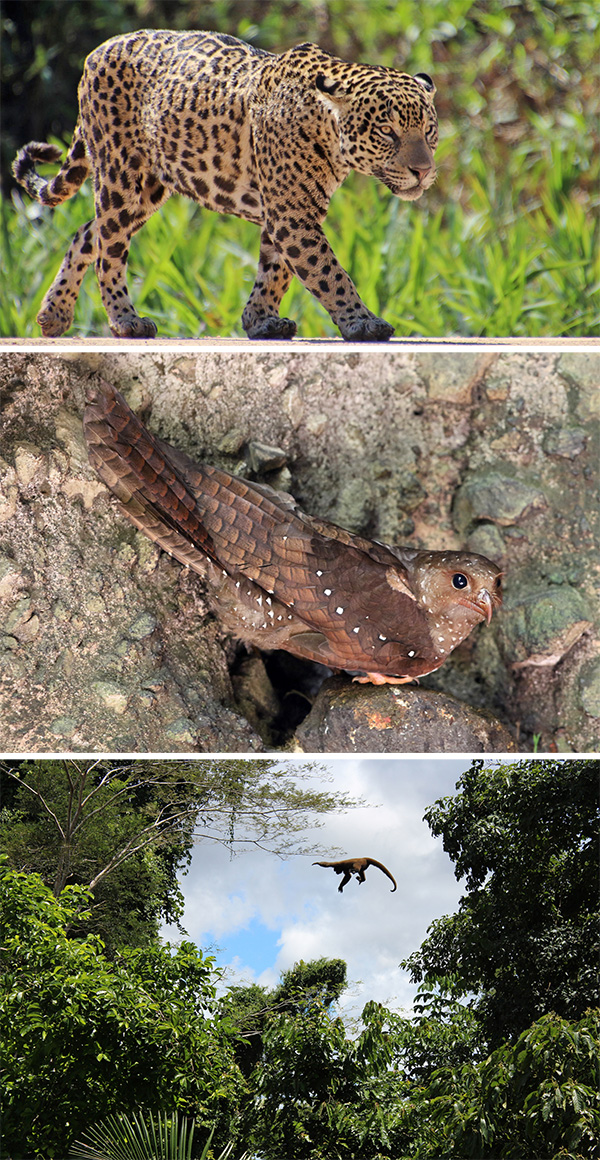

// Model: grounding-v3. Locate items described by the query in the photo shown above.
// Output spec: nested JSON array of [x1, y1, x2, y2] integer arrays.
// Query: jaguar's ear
[[316, 73, 340, 96], [414, 72, 436, 95], [315, 72, 350, 113]]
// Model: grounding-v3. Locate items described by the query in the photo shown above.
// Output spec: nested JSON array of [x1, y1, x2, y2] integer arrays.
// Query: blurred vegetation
[[1, 0, 599, 337]]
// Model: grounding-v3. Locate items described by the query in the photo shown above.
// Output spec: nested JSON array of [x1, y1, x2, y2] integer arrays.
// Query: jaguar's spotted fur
[[13, 30, 437, 340]]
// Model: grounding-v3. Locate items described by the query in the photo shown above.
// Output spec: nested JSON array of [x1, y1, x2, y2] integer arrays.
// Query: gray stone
[[579, 657, 600, 719], [14, 443, 46, 486], [466, 523, 506, 562], [454, 470, 547, 531], [499, 583, 592, 666], [0, 554, 23, 599], [296, 680, 517, 753], [49, 717, 78, 737], [128, 612, 159, 640], [164, 717, 197, 743], [558, 353, 600, 392], [217, 427, 247, 454], [246, 441, 288, 473], [91, 680, 129, 714], [542, 427, 586, 459], [395, 470, 427, 513]]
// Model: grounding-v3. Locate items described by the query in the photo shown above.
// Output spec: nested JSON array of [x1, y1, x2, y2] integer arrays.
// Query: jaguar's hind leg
[[38, 175, 169, 337], [37, 219, 97, 337], [93, 169, 169, 338], [242, 229, 297, 339]]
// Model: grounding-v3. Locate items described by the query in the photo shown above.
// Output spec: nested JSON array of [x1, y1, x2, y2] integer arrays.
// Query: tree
[[0, 864, 245, 1159], [385, 974, 485, 1085], [0, 757, 351, 951], [246, 997, 404, 1160], [402, 758, 600, 1047], [224, 957, 348, 1076], [406, 1010, 600, 1160]]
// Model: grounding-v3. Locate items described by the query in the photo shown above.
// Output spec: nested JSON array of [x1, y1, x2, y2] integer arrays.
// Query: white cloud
[[162, 756, 471, 1019]]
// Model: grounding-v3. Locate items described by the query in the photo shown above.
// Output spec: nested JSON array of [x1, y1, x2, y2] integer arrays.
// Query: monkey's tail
[[12, 123, 90, 207], [368, 858, 398, 892]]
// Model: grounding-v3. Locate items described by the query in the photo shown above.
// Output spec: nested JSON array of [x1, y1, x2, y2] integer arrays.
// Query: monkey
[[313, 857, 397, 893]]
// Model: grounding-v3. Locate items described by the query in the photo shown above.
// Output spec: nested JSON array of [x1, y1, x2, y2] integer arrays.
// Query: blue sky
[[162, 755, 477, 1020]]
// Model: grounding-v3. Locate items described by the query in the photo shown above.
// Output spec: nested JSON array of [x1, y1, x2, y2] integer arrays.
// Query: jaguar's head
[[315, 68, 438, 199]]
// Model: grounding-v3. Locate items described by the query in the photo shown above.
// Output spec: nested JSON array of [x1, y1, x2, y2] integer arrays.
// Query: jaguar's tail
[[12, 122, 90, 207]]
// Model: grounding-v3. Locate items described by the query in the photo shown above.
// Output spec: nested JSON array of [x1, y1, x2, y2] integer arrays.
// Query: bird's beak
[[473, 588, 494, 625]]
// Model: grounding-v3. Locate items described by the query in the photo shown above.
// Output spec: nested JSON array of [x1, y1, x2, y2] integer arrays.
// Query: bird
[[313, 857, 398, 893], [83, 380, 503, 684]]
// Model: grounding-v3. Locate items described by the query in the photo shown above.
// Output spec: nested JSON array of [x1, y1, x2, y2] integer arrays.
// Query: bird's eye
[[452, 573, 468, 590], [495, 576, 502, 589]]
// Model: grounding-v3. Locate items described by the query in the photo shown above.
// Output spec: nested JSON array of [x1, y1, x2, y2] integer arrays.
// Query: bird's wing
[[168, 452, 434, 660]]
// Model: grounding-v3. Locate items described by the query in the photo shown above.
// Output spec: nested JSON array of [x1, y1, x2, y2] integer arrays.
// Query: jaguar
[[13, 29, 438, 340]]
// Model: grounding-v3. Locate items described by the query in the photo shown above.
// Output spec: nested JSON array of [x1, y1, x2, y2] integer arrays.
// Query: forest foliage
[[0, 756, 350, 951], [2, 0, 598, 337], [1, 758, 598, 1159]]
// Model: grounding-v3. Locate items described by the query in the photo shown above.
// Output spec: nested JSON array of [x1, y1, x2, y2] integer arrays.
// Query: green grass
[[3, 158, 597, 339]]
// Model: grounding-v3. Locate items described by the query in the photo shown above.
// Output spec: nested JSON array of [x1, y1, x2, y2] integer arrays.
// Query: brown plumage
[[313, 857, 398, 893], [83, 380, 502, 683]]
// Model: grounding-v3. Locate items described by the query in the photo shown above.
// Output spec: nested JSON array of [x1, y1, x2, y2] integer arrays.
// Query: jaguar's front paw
[[110, 315, 158, 339], [244, 316, 297, 339], [37, 307, 74, 338], [339, 315, 395, 342]]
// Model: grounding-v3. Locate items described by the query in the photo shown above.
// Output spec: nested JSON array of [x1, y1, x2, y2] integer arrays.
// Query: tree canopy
[[0, 866, 244, 1158], [402, 758, 600, 1046], [0, 756, 351, 951]]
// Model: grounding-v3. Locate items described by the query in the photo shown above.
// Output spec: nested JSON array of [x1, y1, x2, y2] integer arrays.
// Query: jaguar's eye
[[452, 573, 469, 590], [378, 125, 395, 137]]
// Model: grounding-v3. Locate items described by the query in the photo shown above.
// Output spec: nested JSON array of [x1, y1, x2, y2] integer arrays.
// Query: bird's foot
[[353, 672, 419, 686]]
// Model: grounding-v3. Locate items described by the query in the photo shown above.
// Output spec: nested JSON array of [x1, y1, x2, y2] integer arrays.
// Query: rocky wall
[[0, 350, 597, 752]]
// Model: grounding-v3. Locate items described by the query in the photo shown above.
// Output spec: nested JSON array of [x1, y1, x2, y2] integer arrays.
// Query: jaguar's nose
[[409, 162, 435, 181]]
